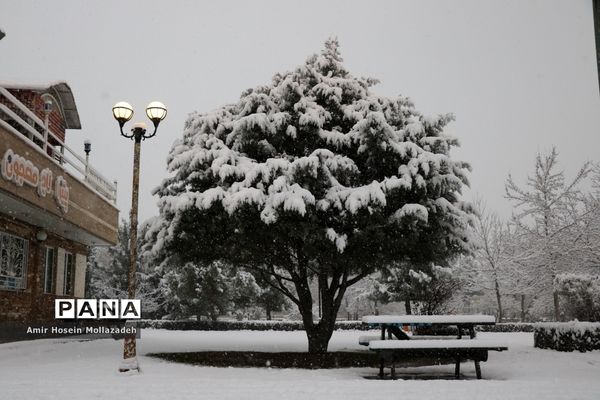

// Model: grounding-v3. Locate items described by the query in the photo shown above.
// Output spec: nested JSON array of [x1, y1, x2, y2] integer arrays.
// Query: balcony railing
[[0, 86, 117, 204]]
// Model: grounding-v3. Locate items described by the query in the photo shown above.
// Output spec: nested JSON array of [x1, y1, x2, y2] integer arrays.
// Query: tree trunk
[[301, 293, 339, 353], [494, 279, 503, 322], [294, 270, 346, 354], [520, 294, 526, 322], [305, 295, 338, 353], [306, 324, 334, 354], [404, 298, 412, 315], [298, 303, 335, 354], [265, 307, 272, 321], [553, 291, 560, 321]]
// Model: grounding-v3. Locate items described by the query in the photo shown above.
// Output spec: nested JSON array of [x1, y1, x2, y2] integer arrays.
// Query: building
[[0, 82, 118, 322]]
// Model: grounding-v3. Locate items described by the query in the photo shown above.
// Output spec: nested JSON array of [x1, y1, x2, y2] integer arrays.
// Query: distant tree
[[149, 39, 474, 353], [555, 273, 600, 322], [88, 218, 162, 317], [577, 165, 600, 269], [371, 262, 462, 315], [505, 148, 591, 320], [342, 277, 379, 320], [253, 275, 290, 320], [469, 201, 526, 322], [161, 261, 230, 321], [88, 220, 131, 299], [229, 270, 261, 318]]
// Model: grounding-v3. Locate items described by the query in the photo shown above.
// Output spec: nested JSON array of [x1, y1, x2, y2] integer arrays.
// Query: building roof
[[0, 81, 81, 129]]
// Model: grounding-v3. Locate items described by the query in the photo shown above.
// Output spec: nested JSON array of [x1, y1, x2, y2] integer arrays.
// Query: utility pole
[[594, 0, 600, 93]]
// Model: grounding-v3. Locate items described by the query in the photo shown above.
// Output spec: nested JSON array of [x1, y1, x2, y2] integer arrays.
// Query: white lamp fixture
[[112, 102, 134, 125], [112, 101, 166, 140], [36, 230, 48, 242], [145, 101, 167, 126]]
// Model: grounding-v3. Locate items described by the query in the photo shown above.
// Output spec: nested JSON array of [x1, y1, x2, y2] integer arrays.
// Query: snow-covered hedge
[[138, 319, 370, 331], [138, 320, 534, 332], [415, 322, 533, 336], [478, 323, 534, 333], [534, 322, 600, 352]]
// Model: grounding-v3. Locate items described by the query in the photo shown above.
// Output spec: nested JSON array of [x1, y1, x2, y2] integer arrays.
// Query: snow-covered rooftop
[[0, 81, 81, 129]]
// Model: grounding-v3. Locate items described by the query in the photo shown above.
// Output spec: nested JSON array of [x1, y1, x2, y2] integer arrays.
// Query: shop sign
[[1, 148, 70, 213]]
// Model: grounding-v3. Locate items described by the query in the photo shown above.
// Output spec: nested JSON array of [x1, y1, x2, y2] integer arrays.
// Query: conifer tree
[[149, 39, 474, 352]]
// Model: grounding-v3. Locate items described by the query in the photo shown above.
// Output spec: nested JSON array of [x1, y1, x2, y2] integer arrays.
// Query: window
[[43, 247, 55, 294], [0, 231, 28, 290], [63, 252, 74, 296]]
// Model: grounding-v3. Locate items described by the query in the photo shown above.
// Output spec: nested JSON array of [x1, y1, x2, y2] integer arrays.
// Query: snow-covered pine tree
[[88, 220, 130, 299], [252, 273, 290, 320], [150, 38, 474, 353], [229, 270, 261, 319], [88, 218, 162, 318], [161, 261, 231, 321], [554, 273, 600, 321]]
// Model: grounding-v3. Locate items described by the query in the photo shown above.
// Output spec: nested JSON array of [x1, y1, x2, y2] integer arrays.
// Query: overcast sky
[[1, 0, 599, 223]]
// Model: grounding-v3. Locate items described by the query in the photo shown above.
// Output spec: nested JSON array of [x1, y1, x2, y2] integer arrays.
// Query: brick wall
[[1, 89, 66, 143], [0, 215, 88, 323]]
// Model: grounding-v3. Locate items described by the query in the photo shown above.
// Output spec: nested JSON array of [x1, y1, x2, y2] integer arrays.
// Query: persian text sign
[[1, 148, 69, 213]]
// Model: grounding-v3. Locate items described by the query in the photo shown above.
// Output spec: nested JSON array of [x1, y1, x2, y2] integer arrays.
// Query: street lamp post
[[83, 139, 91, 179], [112, 101, 167, 373]]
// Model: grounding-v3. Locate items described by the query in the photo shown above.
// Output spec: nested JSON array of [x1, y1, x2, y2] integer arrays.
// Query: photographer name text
[[26, 326, 138, 335]]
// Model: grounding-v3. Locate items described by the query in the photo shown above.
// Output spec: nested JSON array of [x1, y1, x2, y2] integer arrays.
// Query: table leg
[[379, 358, 385, 378], [455, 358, 461, 379], [474, 360, 482, 379], [469, 326, 476, 339]]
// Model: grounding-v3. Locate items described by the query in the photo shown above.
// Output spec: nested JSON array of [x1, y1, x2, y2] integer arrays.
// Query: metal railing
[[0, 86, 117, 204]]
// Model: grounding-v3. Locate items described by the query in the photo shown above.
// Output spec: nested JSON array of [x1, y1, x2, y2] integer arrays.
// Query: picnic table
[[360, 314, 508, 379]]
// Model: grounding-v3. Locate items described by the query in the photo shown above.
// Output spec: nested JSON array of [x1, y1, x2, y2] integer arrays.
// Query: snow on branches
[[152, 38, 473, 258]]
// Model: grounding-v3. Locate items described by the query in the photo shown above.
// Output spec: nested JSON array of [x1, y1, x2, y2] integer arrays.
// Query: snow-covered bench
[[359, 335, 458, 346], [361, 315, 507, 379], [359, 335, 381, 346], [368, 339, 508, 379]]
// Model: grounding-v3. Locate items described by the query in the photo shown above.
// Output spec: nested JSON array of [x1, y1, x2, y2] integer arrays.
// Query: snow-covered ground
[[0, 330, 599, 400]]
